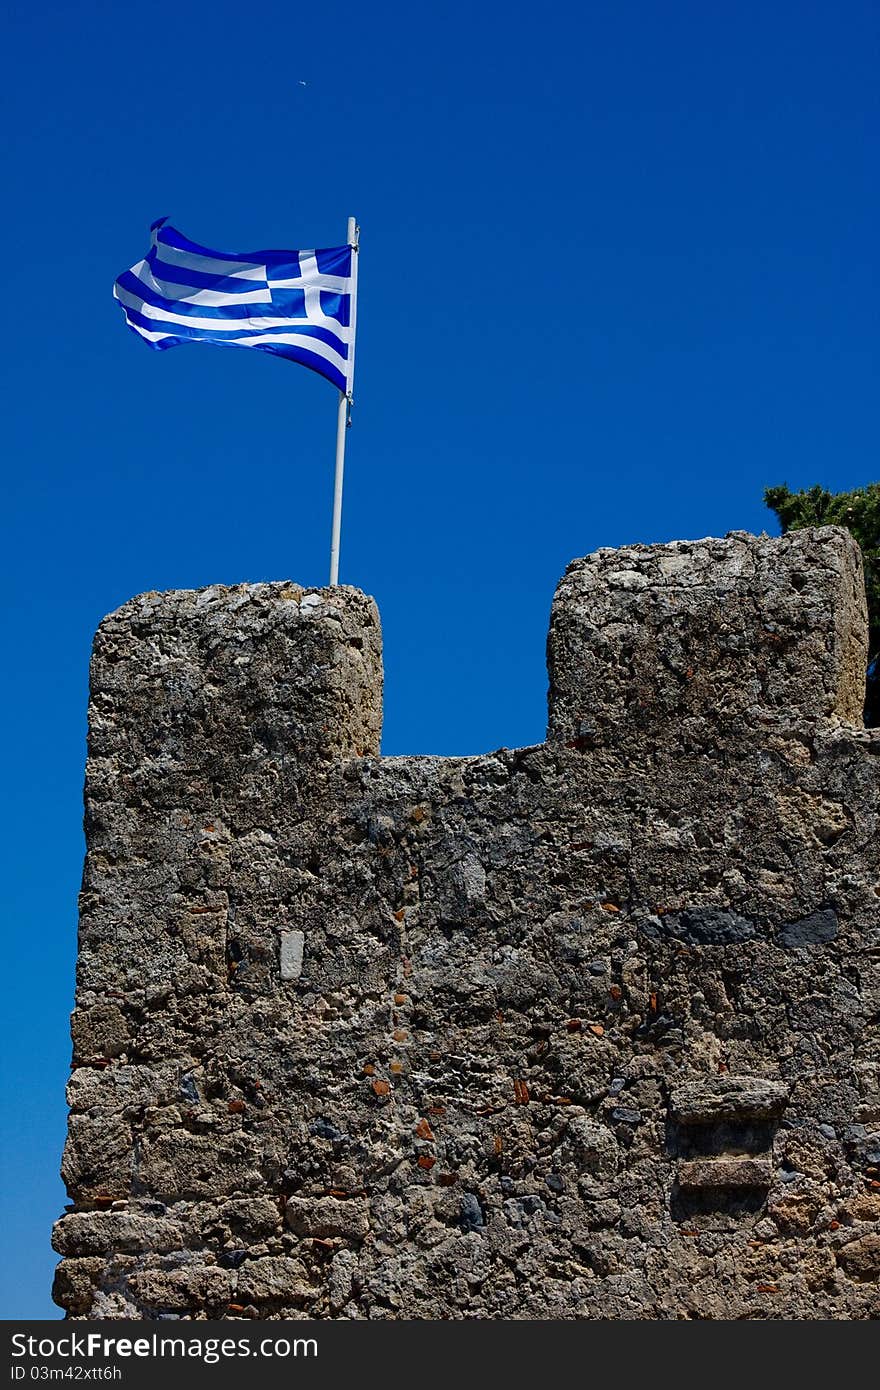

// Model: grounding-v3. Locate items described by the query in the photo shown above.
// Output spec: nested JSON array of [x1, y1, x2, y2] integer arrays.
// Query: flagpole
[[328, 216, 358, 586]]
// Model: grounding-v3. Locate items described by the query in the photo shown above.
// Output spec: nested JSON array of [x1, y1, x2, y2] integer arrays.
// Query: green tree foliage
[[764, 483, 879, 726]]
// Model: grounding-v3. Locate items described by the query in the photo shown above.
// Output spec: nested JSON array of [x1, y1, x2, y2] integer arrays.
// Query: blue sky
[[2, 0, 877, 1318]]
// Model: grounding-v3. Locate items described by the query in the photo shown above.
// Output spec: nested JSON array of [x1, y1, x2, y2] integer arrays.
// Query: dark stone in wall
[[645, 907, 757, 946], [777, 908, 839, 948]]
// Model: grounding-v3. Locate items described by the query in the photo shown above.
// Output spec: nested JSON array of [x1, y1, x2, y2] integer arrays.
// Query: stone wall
[[54, 528, 880, 1319]]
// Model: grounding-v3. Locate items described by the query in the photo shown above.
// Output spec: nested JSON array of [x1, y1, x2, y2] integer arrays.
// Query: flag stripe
[[151, 242, 268, 280], [114, 279, 352, 338], [132, 259, 273, 308], [119, 299, 350, 356], [122, 315, 349, 393], [155, 219, 305, 267], [125, 319, 348, 391], [144, 252, 270, 295]]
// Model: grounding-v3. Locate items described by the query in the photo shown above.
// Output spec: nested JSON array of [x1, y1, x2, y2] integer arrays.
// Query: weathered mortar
[[54, 528, 880, 1319]]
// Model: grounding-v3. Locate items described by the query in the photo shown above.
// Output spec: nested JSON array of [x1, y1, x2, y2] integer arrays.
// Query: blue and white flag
[[113, 218, 354, 394]]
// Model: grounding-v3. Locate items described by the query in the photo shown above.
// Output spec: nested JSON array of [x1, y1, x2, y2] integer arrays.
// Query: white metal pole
[[328, 216, 358, 586], [329, 390, 347, 585]]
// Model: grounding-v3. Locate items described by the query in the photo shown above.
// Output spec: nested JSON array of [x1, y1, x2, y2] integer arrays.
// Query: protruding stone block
[[677, 1158, 772, 1189], [285, 1195, 370, 1240], [670, 1076, 790, 1126], [547, 528, 867, 748]]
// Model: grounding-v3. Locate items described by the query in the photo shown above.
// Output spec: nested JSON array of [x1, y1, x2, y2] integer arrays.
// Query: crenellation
[[547, 527, 868, 750]]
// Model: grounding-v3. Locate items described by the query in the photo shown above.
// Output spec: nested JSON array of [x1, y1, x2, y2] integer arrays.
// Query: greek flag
[[113, 218, 354, 393]]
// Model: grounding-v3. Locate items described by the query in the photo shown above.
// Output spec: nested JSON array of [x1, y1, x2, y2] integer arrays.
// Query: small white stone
[[454, 854, 486, 906], [605, 569, 649, 590], [657, 553, 690, 577], [299, 593, 322, 612], [280, 929, 305, 980]]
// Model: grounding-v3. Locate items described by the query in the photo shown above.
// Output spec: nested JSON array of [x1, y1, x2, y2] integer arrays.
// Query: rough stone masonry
[[54, 527, 880, 1319]]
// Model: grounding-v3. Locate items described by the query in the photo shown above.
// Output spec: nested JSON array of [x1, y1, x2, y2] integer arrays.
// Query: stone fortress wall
[[53, 527, 880, 1318]]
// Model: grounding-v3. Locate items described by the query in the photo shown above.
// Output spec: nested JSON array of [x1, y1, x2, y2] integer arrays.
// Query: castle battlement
[[54, 528, 880, 1319]]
